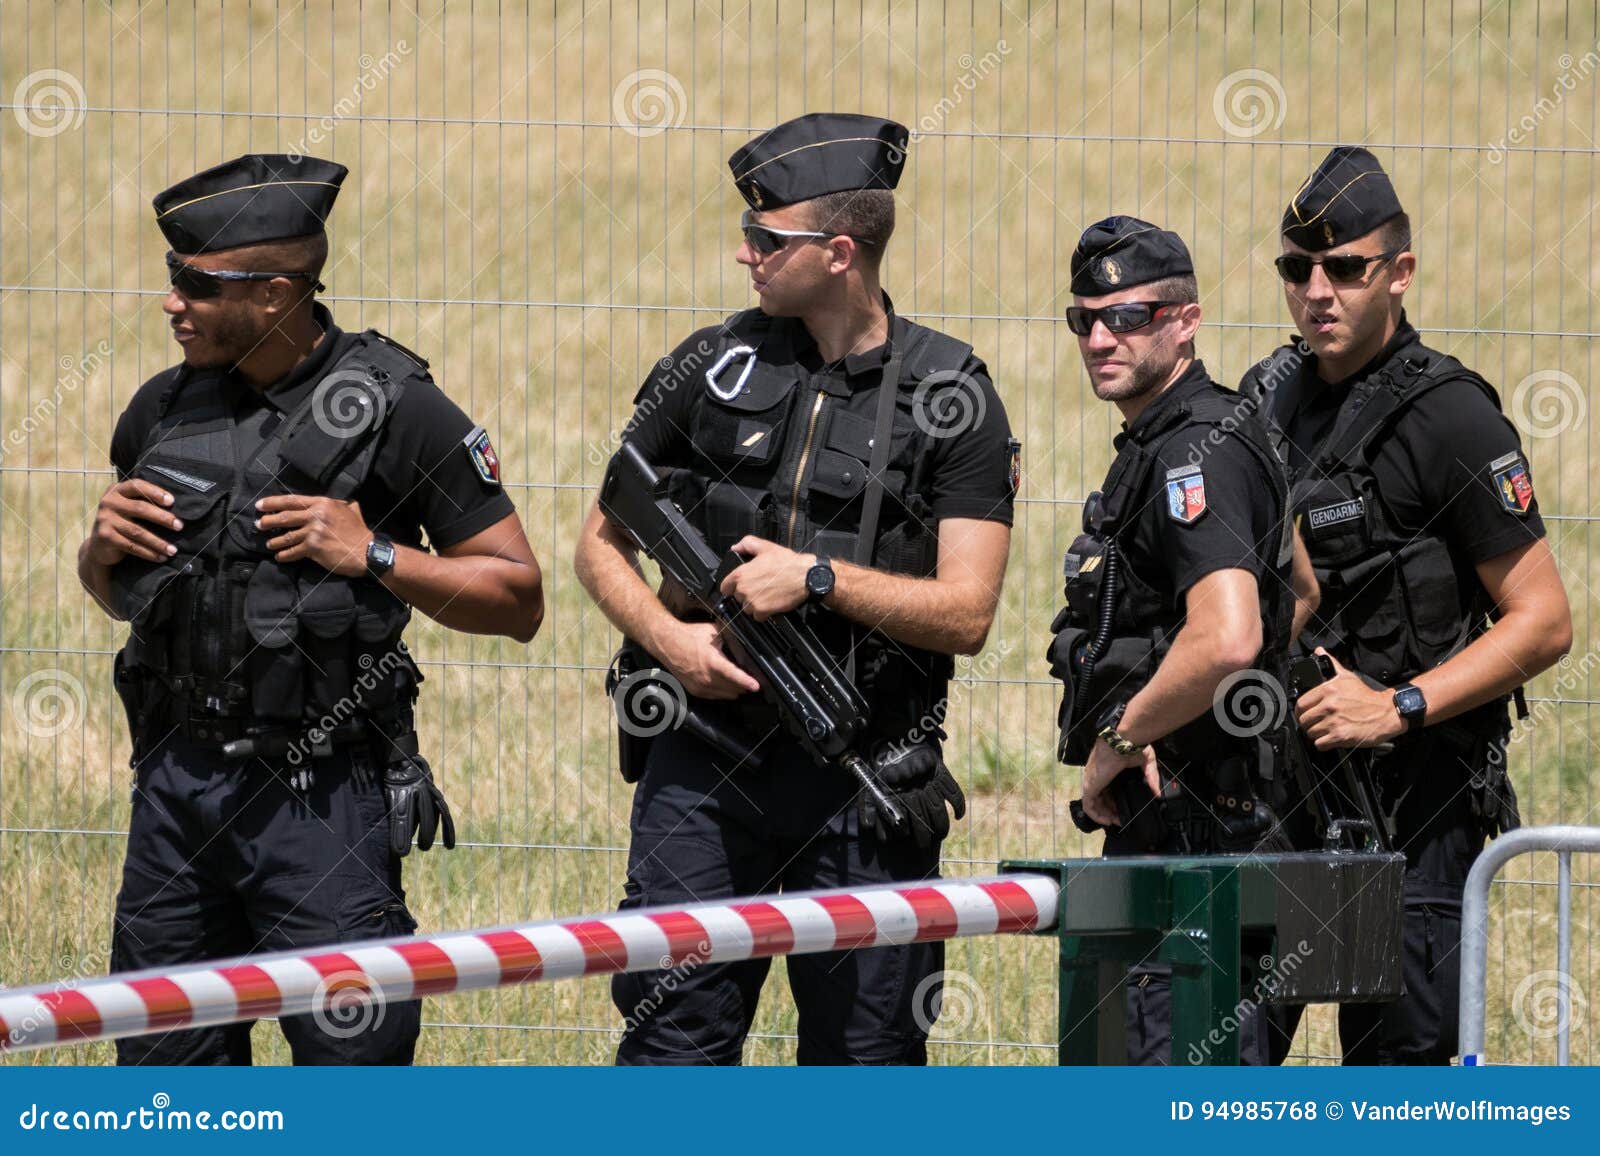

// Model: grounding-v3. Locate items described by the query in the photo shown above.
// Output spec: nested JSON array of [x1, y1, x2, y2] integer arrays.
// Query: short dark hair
[[806, 189, 895, 260], [231, 232, 329, 282], [1378, 212, 1412, 253], [1145, 272, 1199, 304]]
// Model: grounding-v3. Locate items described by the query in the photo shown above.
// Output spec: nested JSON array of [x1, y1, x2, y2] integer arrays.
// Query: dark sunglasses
[[1063, 301, 1183, 336], [1273, 247, 1405, 285], [166, 251, 326, 300], [739, 209, 878, 257]]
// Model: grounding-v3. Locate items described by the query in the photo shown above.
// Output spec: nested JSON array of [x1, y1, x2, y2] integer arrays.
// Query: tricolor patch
[[1491, 451, 1533, 514], [1007, 437, 1022, 496], [1165, 463, 1206, 524], [463, 425, 501, 486]]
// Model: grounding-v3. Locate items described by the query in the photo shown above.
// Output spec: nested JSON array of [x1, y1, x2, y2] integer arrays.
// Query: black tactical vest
[[110, 331, 428, 749], [1243, 336, 1496, 686], [662, 307, 975, 735], [1048, 381, 1294, 775], [1241, 336, 1523, 837]]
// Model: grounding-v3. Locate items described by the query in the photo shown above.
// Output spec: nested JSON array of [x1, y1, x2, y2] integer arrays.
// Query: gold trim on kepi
[[153, 153, 348, 255], [727, 113, 909, 210], [1281, 146, 1405, 252]]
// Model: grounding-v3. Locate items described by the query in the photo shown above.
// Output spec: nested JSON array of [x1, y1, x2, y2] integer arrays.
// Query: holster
[[1110, 766, 1169, 848], [605, 639, 767, 783], [607, 640, 657, 785], [1070, 766, 1168, 848], [1196, 753, 1278, 852], [1446, 707, 1521, 838], [113, 650, 153, 766]]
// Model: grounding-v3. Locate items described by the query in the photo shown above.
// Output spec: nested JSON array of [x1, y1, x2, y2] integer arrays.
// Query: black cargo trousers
[[612, 726, 945, 1065], [111, 734, 420, 1065]]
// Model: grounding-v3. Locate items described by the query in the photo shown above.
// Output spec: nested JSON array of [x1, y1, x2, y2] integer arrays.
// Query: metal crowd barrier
[[4, 851, 1416, 1064], [0, 875, 1057, 1054], [1459, 825, 1600, 1066]]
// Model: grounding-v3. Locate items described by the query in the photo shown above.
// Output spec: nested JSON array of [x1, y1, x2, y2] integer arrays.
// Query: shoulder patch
[[1007, 437, 1022, 496], [1491, 450, 1533, 514], [1165, 462, 1207, 524], [463, 425, 501, 486]]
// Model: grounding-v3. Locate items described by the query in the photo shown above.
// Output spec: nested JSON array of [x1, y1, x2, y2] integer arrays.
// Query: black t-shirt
[[623, 309, 1016, 529], [1277, 316, 1546, 565], [110, 305, 515, 551], [1252, 319, 1545, 892], [1116, 363, 1284, 602]]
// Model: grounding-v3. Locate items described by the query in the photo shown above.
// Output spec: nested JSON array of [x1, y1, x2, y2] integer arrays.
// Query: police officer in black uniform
[[1240, 147, 1572, 1064], [77, 154, 545, 1065], [573, 114, 1016, 1065], [1048, 217, 1308, 1064]]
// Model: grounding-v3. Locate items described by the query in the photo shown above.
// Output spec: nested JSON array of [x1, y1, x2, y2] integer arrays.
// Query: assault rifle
[[599, 441, 906, 830]]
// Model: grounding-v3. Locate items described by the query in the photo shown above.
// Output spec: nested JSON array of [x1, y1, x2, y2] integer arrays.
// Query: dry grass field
[[0, 1, 1596, 1065]]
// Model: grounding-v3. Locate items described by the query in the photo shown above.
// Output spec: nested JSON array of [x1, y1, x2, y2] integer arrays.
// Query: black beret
[[1070, 215, 1194, 296], [1281, 146, 1405, 251], [153, 153, 347, 254], [728, 113, 908, 211]]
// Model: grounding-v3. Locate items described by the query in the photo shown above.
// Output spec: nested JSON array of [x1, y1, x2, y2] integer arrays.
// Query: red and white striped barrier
[[0, 874, 1058, 1054]]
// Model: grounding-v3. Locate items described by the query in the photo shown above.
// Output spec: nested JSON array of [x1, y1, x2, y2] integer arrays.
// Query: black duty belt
[[175, 713, 370, 762]]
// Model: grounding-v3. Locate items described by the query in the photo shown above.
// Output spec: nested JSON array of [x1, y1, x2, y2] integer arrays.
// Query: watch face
[[1396, 687, 1424, 715], [806, 563, 833, 598]]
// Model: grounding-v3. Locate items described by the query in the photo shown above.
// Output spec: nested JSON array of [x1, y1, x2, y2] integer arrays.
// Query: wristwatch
[[1096, 702, 1145, 758], [1392, 683, 1427, 731], [366, 533, 397, 580], [805, 556, 835, 604]]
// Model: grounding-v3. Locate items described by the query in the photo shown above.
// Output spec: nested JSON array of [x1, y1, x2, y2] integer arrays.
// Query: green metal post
[[1001, 852, 1404, 1066]]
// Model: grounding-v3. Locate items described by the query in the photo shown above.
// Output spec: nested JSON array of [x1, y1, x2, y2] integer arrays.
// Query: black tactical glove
[[383, 756, 456, 857], [860, 741, 967, 849]]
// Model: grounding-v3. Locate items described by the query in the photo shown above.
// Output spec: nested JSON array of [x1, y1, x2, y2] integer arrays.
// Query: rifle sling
[[844, 341, 905, 686]]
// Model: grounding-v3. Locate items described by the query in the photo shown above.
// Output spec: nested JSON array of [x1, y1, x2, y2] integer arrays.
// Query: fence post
[[1458, 825, 1600, 1066]]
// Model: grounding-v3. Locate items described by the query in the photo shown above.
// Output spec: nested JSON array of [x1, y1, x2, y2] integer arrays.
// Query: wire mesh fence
[[0, 0, 1594, 1064]]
